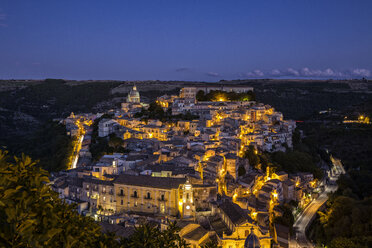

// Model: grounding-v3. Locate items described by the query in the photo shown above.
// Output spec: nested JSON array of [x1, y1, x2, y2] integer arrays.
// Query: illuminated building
[[127, 85, 140, 103], [215, 201, 271, 248]]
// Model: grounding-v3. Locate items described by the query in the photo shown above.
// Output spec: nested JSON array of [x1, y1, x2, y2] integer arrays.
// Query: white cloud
[[242, 67, 371, 79], [175, 67, 190, 72], [206, 72, 220, 77], [287, 68, 300, 76], [245, 69, 264, 77], [351, 68, 370, 77], [270, 69, 281, 76]]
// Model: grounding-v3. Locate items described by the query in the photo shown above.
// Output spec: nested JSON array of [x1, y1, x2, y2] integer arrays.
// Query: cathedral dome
[[244, 228, 261, 248], [129, 86, 139, 97], [127, 85, 140, 103]]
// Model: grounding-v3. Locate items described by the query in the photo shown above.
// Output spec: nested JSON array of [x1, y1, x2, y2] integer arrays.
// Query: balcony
[[144, 196, 152, 200], [117, 193, 125, 197], [131, 194, 139, 198], [158, 197, 167, 202]]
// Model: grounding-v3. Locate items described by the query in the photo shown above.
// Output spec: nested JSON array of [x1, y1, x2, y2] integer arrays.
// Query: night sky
[[1, 0, 371, 81]]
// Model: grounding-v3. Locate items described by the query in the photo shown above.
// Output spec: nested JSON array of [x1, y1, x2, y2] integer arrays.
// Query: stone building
[[127, 85, 141, 103]]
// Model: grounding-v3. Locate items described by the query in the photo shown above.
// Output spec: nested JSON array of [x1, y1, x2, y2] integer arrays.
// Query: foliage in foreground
[[121, 222, 190, 248], [0, 150, 217, 247], [0, 150, 115, 247]]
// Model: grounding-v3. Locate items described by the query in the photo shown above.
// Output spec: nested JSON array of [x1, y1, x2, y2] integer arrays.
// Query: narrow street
[[290, 158, 343, 248], [291, 185, 336, 247], [70, 134, 84, 169], [69, 119, 89, 169]]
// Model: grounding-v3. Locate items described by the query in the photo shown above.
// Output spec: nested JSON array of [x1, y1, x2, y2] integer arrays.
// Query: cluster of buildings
[[53, 84, 318, 248]]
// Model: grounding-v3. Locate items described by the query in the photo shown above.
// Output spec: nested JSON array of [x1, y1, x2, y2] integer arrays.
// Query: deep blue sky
[[0, 0, 371, 81]]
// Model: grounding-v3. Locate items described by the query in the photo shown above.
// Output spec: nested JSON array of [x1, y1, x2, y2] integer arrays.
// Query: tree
[[328, 237, 358, 248], [196, 90, 205, 101], [0, 150, 117, 247], [273, 204, 295, 235], [120, 221, 189, 248], [243, 145, 260, 168], [271, 150, 323, 179], [108, 134, 124, 149], [201, 241, 221, 248], [238, 166, 246, 177]]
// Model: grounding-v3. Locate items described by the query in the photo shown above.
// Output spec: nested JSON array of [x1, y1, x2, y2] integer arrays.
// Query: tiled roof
[[219, 200, 252, 226], [84, 177, 114, 186], [182, 226, 208, 241], [113, 174, 186, 189], [224, 153, 238, 159]]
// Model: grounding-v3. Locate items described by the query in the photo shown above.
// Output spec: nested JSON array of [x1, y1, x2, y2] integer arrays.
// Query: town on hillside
[[53, 84, 332, 248]]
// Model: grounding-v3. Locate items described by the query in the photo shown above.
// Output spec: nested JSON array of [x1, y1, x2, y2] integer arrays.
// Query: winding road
[[290, 158, 343, 248]]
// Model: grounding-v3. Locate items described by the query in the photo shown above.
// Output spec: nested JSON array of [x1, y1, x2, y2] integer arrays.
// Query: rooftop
[[219, 200, 252, 226], [113, 174, 186, 189]]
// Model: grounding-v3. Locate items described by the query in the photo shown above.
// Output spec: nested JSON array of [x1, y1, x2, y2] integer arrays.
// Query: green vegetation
[[1, 121, 74, 172], [309, 196, 372, 248], [121, 222, 189, 248], [196, 90, 255, 102], [134, 102, 199, 122], [270, 150, 323, 179], [243, 136, 323, 179], [201, 241, 221, 248], [0, 150, 198, 247], [243, 145, 260, 168], [139, 87, 181, 102], [0, 79, 124, 122], [302, 119, 372, 247], [273, 204, 295, 235], [0, 79, 126, 171], [251, 81, 370, 120], [300, 124, 372, 171], [238, 166, 246, 177], [90, 134, 128, 161], [0, 150, 117, 247], [90, 115, 128, 161]]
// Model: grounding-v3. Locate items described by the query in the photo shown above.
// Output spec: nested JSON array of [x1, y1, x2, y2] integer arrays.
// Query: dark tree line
[[196, 90, 255, 102], [134, 102, 199, 122]]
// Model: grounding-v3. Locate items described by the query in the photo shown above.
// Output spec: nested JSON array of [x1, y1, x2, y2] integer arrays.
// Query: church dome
[[129, 86, 139, 97], [244, 228, 261, 248], [127, 85, 140, 103]]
